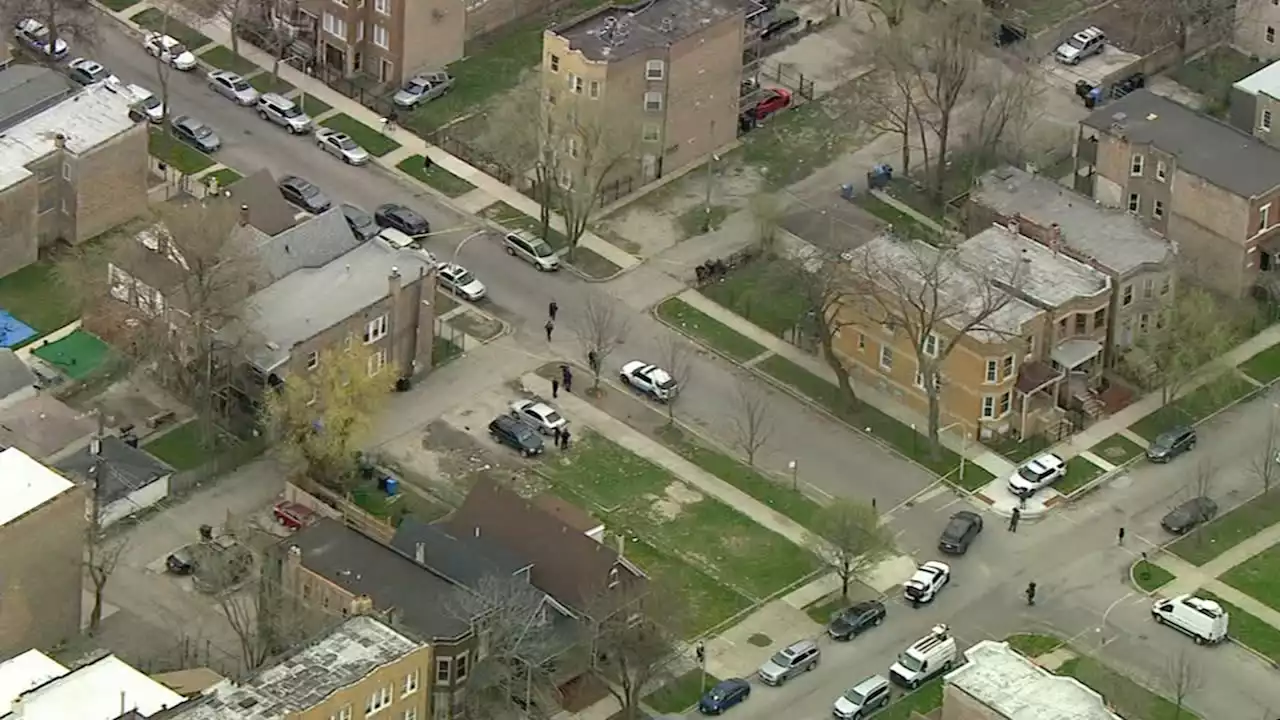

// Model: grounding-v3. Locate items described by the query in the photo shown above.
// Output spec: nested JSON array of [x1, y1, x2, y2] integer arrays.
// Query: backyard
[[1170, 47, 1268, 116], [0, 261, 79, 338], [142, 420, 223, 471], [148, 128, 215, 175]]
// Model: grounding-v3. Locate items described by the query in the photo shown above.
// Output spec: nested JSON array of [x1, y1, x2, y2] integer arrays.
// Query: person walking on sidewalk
[[1008, 507, 1021, 533], [1118, 527, 1126, 545], [562, 366, 573, 393], [551, 377, 560, 398], [552, 426, 563, 447], [544, 319, 554, 342], [548, 300, 559, 321], [560, 428, 572, 450]]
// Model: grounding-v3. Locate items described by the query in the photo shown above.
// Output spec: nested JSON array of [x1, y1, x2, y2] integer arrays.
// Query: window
[[1122, 284, 1134, 306], [1142, 278, 1154, 299], [1161, 275, 1171, 295], [857, 333, 866, 351], [645, 59, 665, 80], [985, 359, 998, 383], [375, 0, 390, 13], [549, 54, 560, 72], [1269, 26, 1276, 43], [1130, 154, 1144, 176], [1139, 312, 1150, 334], [330, 706, 352, 720], [1057, 315, 1068, 336], [436, 657, 452, 683], [403, 710, 418, 720], [356, 21, 363, 41], [1127, 193, 1140, 214], [608, 567, 620, 587], [1261, 203, 1271, 232], [1264, 110, 1273, 132], [1155, 160, 1167, 181], [403, 670, 419, 696], [364, 315, 387, 343], [373, 24, 388, 48], [914, 369, 939, 391], [1093, 307, 1106, 329], [589, 80, 601, 98], [641, 123, 660, 142], [367, 685, 392, 715], [998, 391, 1011, 417], [323, 12, 347, 38], [456, 653, 470, 682], [567, 136, 580, 158], [922, 333, 939, 358], [567, 73, 583, 94], [879, 345, 893, 370], [644, 91, 663, 111], [1074, 313, 1087, 335], [61, 162, 71, 180], [307, 350, 319, 369], [981, 396, 995, 419], [1153, 199, 1165, 220], [368, 349, 386, 376], [1002, 354, 1015, 379]]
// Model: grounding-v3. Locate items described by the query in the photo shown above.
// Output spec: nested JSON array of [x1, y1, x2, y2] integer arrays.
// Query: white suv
[[1055, 26, 1105, 64], [1007, 453, 1066, 497]]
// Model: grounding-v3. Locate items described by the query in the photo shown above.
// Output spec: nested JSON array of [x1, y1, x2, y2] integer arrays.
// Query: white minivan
[[1151, 594, 1229, 645]]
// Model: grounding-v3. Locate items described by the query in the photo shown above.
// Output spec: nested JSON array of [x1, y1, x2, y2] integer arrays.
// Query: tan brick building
[[0, 66, 148, 279], [942, 641, 1122, 720], [1235, 0, 1280, 60], [541, 0, 764, 187], [0, 447, 86, 659], [1074, 89, 1280, 298]]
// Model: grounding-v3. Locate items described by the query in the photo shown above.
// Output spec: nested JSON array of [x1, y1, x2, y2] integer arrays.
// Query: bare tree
[[656, 335, 695, 423], [1251, 410, 1280, 494], [85, 529, 127, 634], [144, 0, 205, 138], [729, 378, 773, 466], [0, 0, 98, 59], [477, 85, 559, 247], [1162, 649, 1203, 719], [582, 582, 681, 720], [811, 500, 895, 601], [1124, 286, 1241, 407], [859, 31, 920, 174], [214, 560, 299, 672], [574, 290, 630, 392]]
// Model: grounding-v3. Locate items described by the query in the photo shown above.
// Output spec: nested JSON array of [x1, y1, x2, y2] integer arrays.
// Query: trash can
[[384, 477, 399, 496], [840, 183, 855, 201]]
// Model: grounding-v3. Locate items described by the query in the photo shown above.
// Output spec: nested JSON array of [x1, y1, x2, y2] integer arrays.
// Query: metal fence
[[431, 129, 517, 187], [752, 59, 816, 102]]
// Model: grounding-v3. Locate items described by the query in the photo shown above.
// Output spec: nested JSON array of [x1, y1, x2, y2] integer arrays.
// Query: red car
[[272, 501, 317, 530], [747, 87, 792, 121]]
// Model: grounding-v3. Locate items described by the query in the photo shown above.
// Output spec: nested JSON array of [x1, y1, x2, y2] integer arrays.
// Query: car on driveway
[[67, 58, 114, 85], [1161, 496, 1218, 535], [207, 69, 260, 106], [1147, 425, 1195, 463], [488, 414, 544, 457], [437, 262, 486, 301], [827, 600, 886, 641], [1007, 453, 1066, 497], [620, 361, 678, 402], [143, 32, 196, 70], [740, 87, 791, 131], [342, 203, 379, 241], [937, 510, 983, 554], [272, 501, 317, 530], [698, 678, 750, 715], [509, 399, 567, 435], [14, 18, 67, 60], [170, 115, 221, 153], [278, 175, 332, 214], [375, 203, 430, 236], [503, 230, 560, 271], [1055, 25, 1105, 64], [393, 70, 454, 108], [316, 128, 370, 165], [903, 561, 950, 605], [165, 546, 197, 575]]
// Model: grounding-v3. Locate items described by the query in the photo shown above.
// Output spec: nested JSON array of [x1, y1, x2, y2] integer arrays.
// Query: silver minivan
[[503, 230, 560, 271], [757, 639, 819, 686], [257, 93, 312, 134], [832, 675, 891, 719]]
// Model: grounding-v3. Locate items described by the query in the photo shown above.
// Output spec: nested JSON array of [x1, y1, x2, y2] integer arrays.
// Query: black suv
[[488, 415, 544, 457], [938, 510, 983, 554], [827, 600, 887, 641], [1147, 425, 1195, 463]]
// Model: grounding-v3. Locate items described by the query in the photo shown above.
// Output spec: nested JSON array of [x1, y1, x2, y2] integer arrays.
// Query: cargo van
[[889, 624, 958, 689], [1151, 594, 1229, 645]]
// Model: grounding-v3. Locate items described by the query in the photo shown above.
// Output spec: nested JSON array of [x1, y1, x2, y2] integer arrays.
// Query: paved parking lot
[[1038, 44, 1142, 92]]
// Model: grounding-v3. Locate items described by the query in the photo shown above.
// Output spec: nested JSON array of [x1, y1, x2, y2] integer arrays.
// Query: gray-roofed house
[[0, 65, 75, 129], [221, 169, 302, 237], [55, 434, 175, 527], [1075, 89, 1280, 297], [0, 349, 37, 409]]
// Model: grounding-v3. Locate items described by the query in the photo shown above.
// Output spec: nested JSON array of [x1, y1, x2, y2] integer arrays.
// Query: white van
[[889, 624, 958, 689], [1151, 594, 1229, 645]]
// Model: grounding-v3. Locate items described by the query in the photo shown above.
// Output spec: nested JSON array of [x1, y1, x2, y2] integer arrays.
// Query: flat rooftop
[[170, 617, 421, 720], [973, 167, 1172, 275], [945, 641, 1123, 720], [0, 81, 136, 191], [6, 653, 184, 720], [0, 447, 76, 526], [553, 0, 765, 62], [0, 650, 67, 716], [1234, 58, 1280, 98], [959, 225, 1111, 309]]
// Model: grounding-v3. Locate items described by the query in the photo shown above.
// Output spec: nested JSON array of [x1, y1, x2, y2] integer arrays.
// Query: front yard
[[130, 7, 211, 51], [699, 261, 808, 338], [1056, 655, 1200, 720], [320, 113, 402, 157], [1053, 456, 1108, 495], [1219, 542, 1280, 613], [655, 297, 767, 362], [148, 128, 215, 175], [1088, 433, 1146, 466], [1129, 373, 1257, 441], [1238, 341, 1280, 385], [396, 156, 476, 197], [1197, 589, 1280, 665], [1167, 491, 1280, 565]]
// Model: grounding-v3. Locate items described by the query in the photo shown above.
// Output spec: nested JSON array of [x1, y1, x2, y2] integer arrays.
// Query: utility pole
[[89, 411, 106, 533], [696, 641, 707, 693], [702, 119, 718, 232]]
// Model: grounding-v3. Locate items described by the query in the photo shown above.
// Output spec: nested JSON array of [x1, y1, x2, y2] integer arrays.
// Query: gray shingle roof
[[391, 518, 532, 589], [0, 65, 74, 130], [55, 435, 173, 506], [221, 170, 300, 237], [1082, 90, 1280, 198], [250, 206, 363, 284], [0, 349, 36, 401]]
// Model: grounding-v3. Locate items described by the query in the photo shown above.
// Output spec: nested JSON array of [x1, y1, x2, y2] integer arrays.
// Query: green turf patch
[[0, 261, 80, 335], [656, 298, 767, 362], [142, 420, 224, 471], [148, 128, 215, 175], [878, 677, 943, 720], [700, 260, 808, 338], [617, 534, 752, 635], [101, 0, 142, 11], [1002, 633, 1064, 658], [31, 330, 112, 380], [1088, 433, 1146, 466], [130, 8, 211, 51], [481, 201, 568, 248], [247, 72, 294, 95], [1056, 655, 1201, 720], [566, 246, 622, 279], [296, 93, 332, 117], [1055, 456, 1108, 495], [321, 113, 402, 157], [1220, 543, 1280, 613], [203, 167, 242, 190], [1239, 342, 1280, 384], [644, 669, 720, 714], [396, 155, 476, 197], [198, 45, 258, 75], [1130, 373, 1257, 441], [1198, 589, 1280, 665], [1131, 560, 1175, 593], [1167, 492, 1280, 565]]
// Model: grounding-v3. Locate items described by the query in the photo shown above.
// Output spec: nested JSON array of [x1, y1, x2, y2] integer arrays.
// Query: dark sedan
[[938, 510, 983, 554], [170, 115, 221, 153], [278, 175, 332, 214], [1161, 496, 1218, 534], [375, 203, 430, 236], [698, 677, 750, 715], [827, 599, 887, 641], [342, 203, 379, 241]]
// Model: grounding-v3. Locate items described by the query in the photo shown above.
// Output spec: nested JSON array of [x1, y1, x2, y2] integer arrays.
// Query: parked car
[[759, 7, 801, 41], [1055, 25, 1105, 64], [341, 203, 380, 241], [392, 70, 454, 108], [1152, 594, 1229, 645], [503, 230, 560, 271], [437, 262, 486, 301], [277, 175, 332, 214], [937, 510, 983, 555], [165, 546, 196, 575], [1147, 425, 1195, 463], [746, 88, 791, 121], [170, 115, 221, 153], [13, 18, 68, 60], [1007, 453, 1067, 497], [757, 639, 820, 685], [902, 561, 950, 605], [143, 32, 196, 70], [272, 501, 317, 530], [620, 361, 678, 402], [488, 414, 544, 457], [110, 82, 165, 123], [207, 69, 260, 106], [257, 92, 312, 134], [826, 600, 887, 641], [316, 128, 370, 165], [832, 675, 892, 719], [509, 399, 567, 435], [375, 203, 430, 236], [1161, 496, 1218, 534], [698, 678, 750, 715], [376, 227, 436, 263], [67, 57, 114, 85]]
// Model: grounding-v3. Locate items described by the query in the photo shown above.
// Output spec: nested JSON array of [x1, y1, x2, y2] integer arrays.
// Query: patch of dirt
[[647, 481, 705, 521], [448, 309, 505, 342], [600, 163, 766, 253], [379, 420, 543, 506]]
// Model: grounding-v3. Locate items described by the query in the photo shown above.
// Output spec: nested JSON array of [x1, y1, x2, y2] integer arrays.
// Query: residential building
[[159, 616, 431, 720], [834, 227, 1111, 441], [1074, 89, 1280, 297], [0, 649, 184, 719], [0, 66, 147, 279], [1236, 0, 1280, 60], [942, 640, 1122, 720], [541, 0, 765, 187], [1230, 59, 1280, 146], [55, 434, 175, 527], [0, 448, 86, 658], [968, 166, 1177, 363], [0, 393, 97, 461]]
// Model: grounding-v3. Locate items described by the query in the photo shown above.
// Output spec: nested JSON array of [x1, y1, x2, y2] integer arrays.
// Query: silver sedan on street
[[315, 128, 370, 165], [207, 70, 260, 106]]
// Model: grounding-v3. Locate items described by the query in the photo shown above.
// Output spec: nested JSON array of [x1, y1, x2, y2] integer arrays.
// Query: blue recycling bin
[[383, 476, 399, 496]]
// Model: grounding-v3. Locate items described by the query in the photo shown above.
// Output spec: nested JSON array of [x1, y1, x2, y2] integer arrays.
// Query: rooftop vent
[[659, 17, 673, 32]]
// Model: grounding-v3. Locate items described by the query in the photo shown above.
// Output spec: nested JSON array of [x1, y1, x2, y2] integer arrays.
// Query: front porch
[[1005, 338, 1107, 443]]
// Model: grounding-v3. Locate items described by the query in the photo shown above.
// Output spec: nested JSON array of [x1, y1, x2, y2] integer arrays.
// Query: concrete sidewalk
[[1151, 518, 1280, 633]]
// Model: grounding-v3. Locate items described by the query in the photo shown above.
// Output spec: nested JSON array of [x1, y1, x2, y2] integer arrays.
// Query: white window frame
[[1269, 25, 1277, 43], [568, 74, 584, 94], [1153, 199, 1165, 220], [403, 710, 418, 720], [984, 359, 998, 384], [1264, 110, 1273, 133], [456, 652, 470, 682], [549, 54, 559, 72], [644, 91, 663, 112], [879, 345, 893, 371], [1155, 160, 1167, 181], [355, 21, 364, 41], [981, 396, 995, 419], [372, 23, 389, 49], [922, 333, 939, 358], [589, 80, 600, 99], [61, 162, 71, 180], [1130, 154, 1144, 176], [1261, 203, 1272, 232], [436, 657, 452, 684], [1127, 192, 1140, 214], [403, 669, 419, 697], [567, 136, 580, 158], [364, 315, 388, 343], [323, 12, 347, 39], [330, 705, 353, 720], [1122, 284, 1134, 306], [375, 0, 391, 14], [1142, 278, 1154, 299], [645, 59, 665, 80], [998, 391, 1011, 417], [1001, 354, 1015, 380], [641, 123, 660, 142], [368, 349, 386, 376], [914, 369, 939, 391], [367, 684, 392, 715], [307, 350, 319, 369]]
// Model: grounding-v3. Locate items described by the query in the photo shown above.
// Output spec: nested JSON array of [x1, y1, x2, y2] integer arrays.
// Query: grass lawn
[[321, 113, 402, 157], [804, 595, 847, 624], [198, 45, 258, 75], [542, 431, 819, 600], [247, 72, 294, 95], [1198, 590, 1280, 665], [432, 336, 463, 365], [143, 421, 222, 471], [204, 167, 242, 189], [878, 677, 943, 720], [481, 201, 569, 248], [396, 155, 476, 197], [1055, 456, 1108, 495], [700, 261, 808, 337], [1239, 342, 1280, 384], [984, 433, 1051, 464], [1131, 560, 1175, 593], [1130, 373, 1257, 441], [677, 204, 730, 238], [31, 330, 112, 380], [644, 669, 719, 713], [296, 93, 332, 117], [566, 246, 622, 279], [0, 261, 79, 334], [1170, 47, 1268, 116], [1167, 492, 1280, 565], [1056, 655, 1201, 720], [1220, 543, 1280, 613], [656, 425, 825, 530], [130, 8, 211, 51], [853, 193, 940, 243], [148, 128, 215, 175], [1089, 433, 1146, 466], [1002, 633, 1063, 658], [101, 0, 141, 10], [655, 298, 767, 362], [618, 534, 752, 635]]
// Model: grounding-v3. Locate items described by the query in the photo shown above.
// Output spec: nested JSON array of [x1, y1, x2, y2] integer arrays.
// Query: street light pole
[[703, 120, 718, 232], [788, 460, 798, 491]]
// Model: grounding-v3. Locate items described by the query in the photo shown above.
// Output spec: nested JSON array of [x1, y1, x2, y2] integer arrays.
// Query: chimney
[[415, 541, 425, 565], [239, 203, 250, 226], [1005, 214, 1020, 236], [351, 594, 374, 616], [54, 133, 65, 150], [474, 526, 480, 538], [1049, 223, 1062, 252], [616, 534, 624, 557], [287, 544, 302, 564], [387, 266, 402, 376]]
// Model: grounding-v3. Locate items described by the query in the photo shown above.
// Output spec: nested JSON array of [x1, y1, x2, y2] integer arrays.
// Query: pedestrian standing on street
[[551, 378, 560, 398], [545, 319, 554, 342], [1008, 507, 1021, 533], [563, 366, 574, 393], [561, 428, 572, 450], [1025, 582, 1037, 606], [549, 300, 559, 321], [1118, 527, 1126, 545], [422, 154, 433, 171], [552, 427, 563, 447]]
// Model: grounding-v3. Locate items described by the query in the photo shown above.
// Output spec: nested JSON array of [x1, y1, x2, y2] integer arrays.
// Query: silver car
[[316, 128, 370, 165], [393, 71, 454, 109], [208, 70, 259, 106], [438, 262, 486, 301]]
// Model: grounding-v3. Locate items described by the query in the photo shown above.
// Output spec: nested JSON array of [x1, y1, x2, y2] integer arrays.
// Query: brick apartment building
[[1074, 89, 1280, 298], [0, 65, 147, 279], [541, 0, 766, 187]]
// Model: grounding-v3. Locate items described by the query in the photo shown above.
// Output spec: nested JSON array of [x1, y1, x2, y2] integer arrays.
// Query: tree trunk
[[931, 113, 952, 208], [89, 586, 105, 632], [840, 570, 850, 600], [819, 330, 859, 412], [926, 387, 943, 461], [899, 126, 911, 179]]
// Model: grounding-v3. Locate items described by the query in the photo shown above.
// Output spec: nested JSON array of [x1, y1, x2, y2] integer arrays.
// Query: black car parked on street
[[827, 600, 887, 641]]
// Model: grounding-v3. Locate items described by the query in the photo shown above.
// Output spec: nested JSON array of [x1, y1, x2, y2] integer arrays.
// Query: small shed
[[55, 435, 174, 526]]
